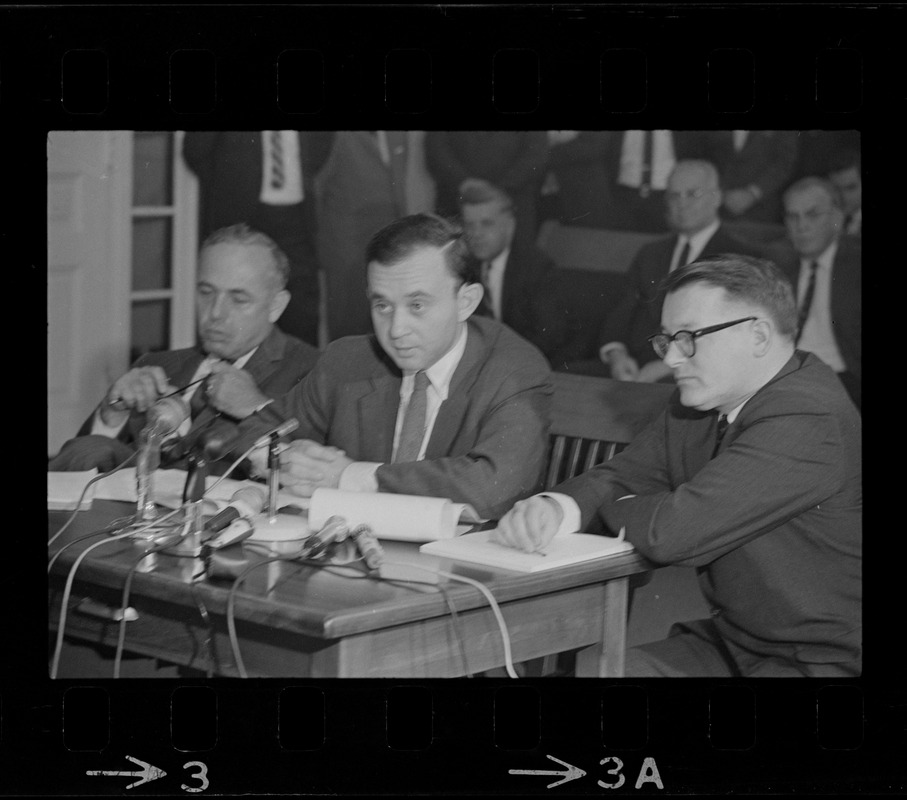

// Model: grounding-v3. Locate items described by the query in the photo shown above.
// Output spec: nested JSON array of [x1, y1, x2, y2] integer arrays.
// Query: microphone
[[203, 486, 267, 535], [195, 419, 242, 461], [253, 417, 299, 448], [145, 395, 190, 437], [350, 524, 385, 570]]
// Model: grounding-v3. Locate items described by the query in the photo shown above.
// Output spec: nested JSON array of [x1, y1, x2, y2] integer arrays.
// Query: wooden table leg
[[575, 577, 628, 678]]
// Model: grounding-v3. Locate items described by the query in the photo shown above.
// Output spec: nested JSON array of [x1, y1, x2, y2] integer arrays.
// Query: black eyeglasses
[[648, 316, 757, 359]]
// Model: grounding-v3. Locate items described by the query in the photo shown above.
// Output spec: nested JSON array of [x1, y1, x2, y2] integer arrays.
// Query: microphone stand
[[178, 449, 210, 555], [266, 432, 281, 522], [134, 426, 162, 522]]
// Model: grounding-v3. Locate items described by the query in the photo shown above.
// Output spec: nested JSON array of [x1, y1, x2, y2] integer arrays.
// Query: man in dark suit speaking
[[49, 224, 320, 473], [495, 256, 862, 677], [207, 214, 553, 521]]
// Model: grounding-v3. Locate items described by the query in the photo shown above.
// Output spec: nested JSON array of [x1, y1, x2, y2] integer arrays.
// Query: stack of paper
[[420, 530, 634, 573], [48, 470, 98, 511]]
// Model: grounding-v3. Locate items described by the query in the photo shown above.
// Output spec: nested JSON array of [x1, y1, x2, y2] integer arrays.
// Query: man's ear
[[752, 317, 773, 357], [457, 282, 483, 321], [268, 289, 291, 323]]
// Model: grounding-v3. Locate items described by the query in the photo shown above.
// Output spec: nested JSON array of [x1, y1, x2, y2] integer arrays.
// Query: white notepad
[[48, 470, 98, 511], [419, 530, 633, 573]]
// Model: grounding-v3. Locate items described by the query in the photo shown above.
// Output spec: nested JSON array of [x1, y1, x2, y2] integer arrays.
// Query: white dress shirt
[[796, 239, 846, 373], [669, 219, 721, 274], [732, 130, 750, 152], [260, 130, 304, 205], [618, 130, 676, 191], [339, 324, 469, 493]]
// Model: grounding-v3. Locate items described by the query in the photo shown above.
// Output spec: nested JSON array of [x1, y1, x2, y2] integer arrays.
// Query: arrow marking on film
[[509, 753, 586, 788], [86, 754, 167, 789]]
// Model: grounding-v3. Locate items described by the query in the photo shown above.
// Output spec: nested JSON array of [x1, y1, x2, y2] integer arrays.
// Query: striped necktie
[[640, 130, 653, 196], [269, 131, 285, 190]]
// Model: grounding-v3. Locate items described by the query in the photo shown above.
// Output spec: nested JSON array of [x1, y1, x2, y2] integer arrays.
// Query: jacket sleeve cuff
[[339, 461, 380, 493], [537, 491, 583, 536]]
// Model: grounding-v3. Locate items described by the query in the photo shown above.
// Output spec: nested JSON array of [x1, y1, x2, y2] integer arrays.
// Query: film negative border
[[4, 2, 902, 796]]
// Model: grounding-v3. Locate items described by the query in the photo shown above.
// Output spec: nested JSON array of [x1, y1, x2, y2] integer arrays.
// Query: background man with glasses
[[495, 255, 862, 678], [597, 160, 763, 383], [772, 176, 862, 409]]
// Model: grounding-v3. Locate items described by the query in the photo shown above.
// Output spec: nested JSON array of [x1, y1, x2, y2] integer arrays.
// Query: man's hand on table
[[492, 495, 564, 553], [279, 439, 353, 497]]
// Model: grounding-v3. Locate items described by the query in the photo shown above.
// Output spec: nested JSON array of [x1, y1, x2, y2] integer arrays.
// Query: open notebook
[[420, 530, 633, 573]]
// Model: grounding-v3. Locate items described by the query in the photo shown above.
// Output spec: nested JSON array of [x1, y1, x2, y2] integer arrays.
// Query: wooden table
[[49, 501, 651, 678]]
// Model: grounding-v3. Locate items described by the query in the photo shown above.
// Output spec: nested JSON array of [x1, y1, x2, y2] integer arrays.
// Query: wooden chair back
[[546, 372, 674, 489]]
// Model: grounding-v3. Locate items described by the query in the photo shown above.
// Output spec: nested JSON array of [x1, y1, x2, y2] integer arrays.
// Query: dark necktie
[[640, 130, 653, 196], [712, 413, 729, 459], [188, 382, 208, 420], [187, 358, 221, 420], [269, 131, 285, 190], [394, 371, 430, 463], [795, 261, 819, 344], [675, 238, 691, 272], [481, 261, 496, 319]]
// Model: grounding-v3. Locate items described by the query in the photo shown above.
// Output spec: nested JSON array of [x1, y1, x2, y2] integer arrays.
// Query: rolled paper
[[308, 488, 467, 542]]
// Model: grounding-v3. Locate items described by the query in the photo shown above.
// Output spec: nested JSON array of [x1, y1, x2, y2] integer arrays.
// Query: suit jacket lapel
[[424, 323, 485, 459], [358, 374, 401, 462], [243, 327, 286, 388]]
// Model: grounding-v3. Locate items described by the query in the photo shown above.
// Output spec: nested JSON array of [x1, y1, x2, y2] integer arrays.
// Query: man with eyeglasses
[[495, 255, 862, 678], [597, 160, 762, 383], [773, 176, 861, 409]]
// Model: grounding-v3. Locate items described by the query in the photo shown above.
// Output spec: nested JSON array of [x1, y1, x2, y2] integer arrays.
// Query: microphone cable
[[47, 450, 138, 550], [47, 514, 138, 575], [52, 418, 287, 679], [49, 506, 184, 680], [112, 539, 208, 679], [222, 548, 474, 679], [371, 575, 472, 678], [380, 560, 519, 679]]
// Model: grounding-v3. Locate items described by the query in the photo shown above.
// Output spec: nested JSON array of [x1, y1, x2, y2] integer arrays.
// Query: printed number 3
[[182, 761, 209, 793]]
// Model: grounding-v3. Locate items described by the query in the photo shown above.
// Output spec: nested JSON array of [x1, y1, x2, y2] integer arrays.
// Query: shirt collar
[[403, 323, 468, 402], [490, 246, 510, 273], [801, 237, 839, 271], [204, 346, 257, 370], [680, 218, 721, 252], [725, 400, 747, 424]]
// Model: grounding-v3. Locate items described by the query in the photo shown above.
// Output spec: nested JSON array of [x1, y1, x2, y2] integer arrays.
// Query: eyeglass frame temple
[[647, 316, 758, 358]]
